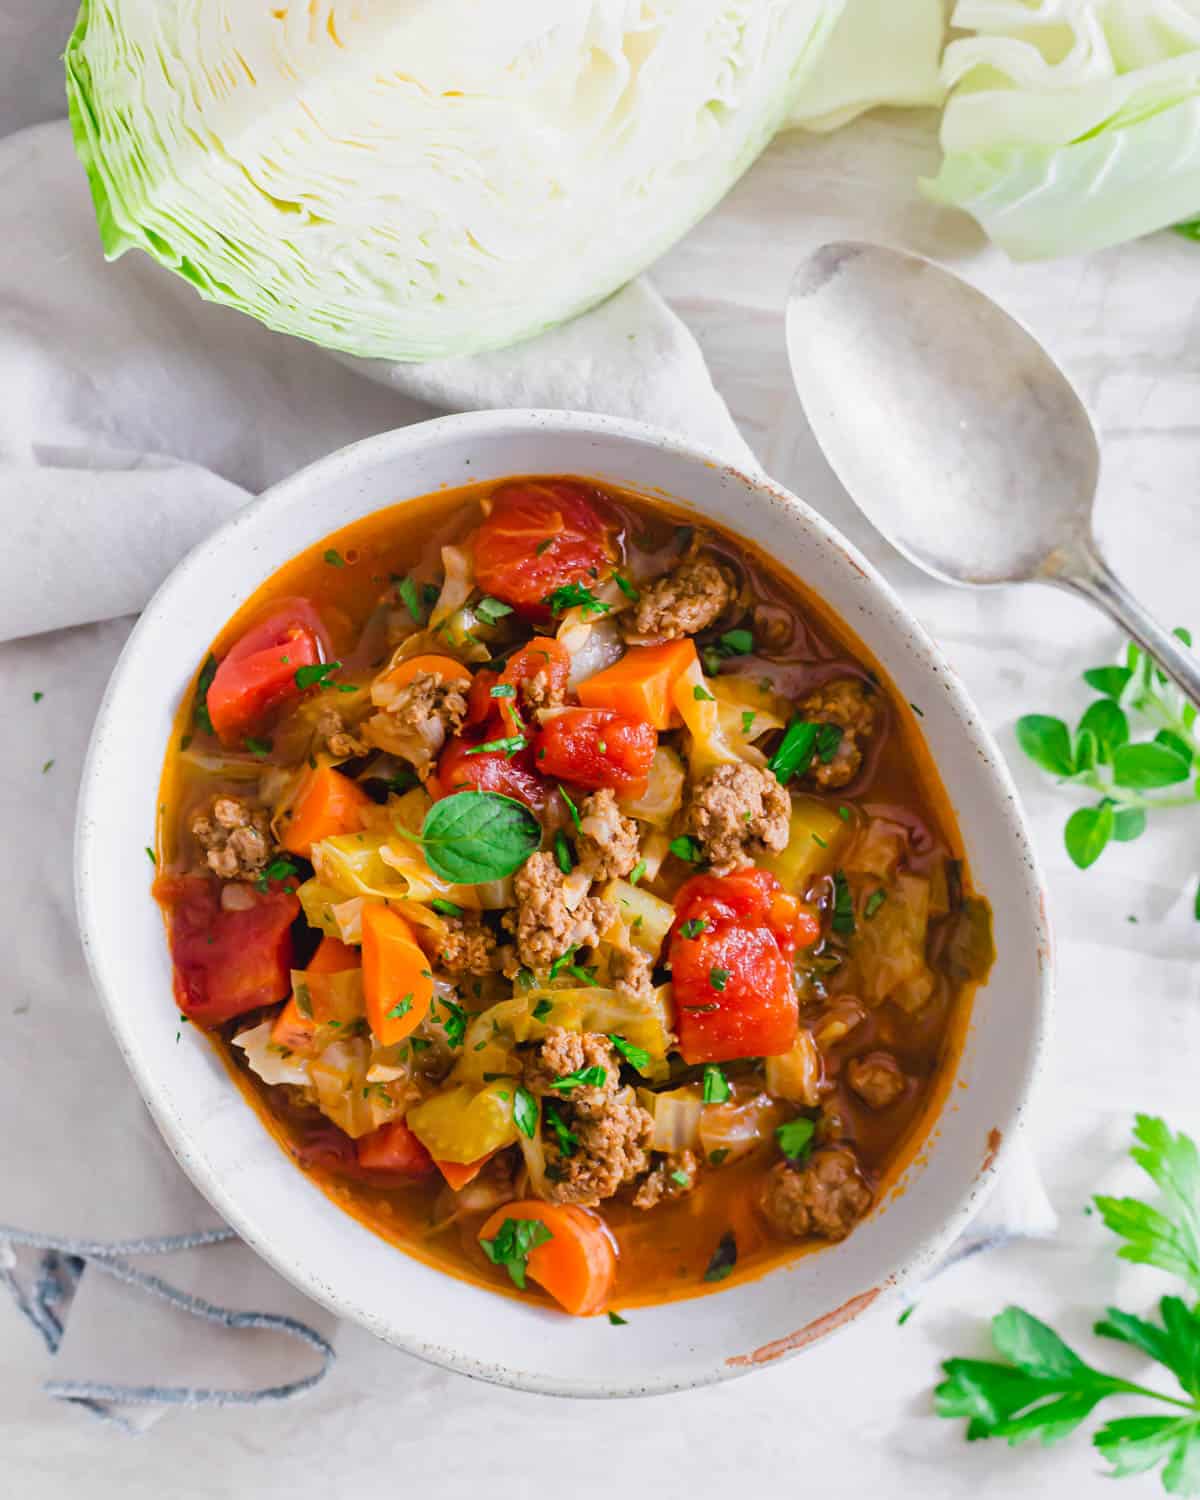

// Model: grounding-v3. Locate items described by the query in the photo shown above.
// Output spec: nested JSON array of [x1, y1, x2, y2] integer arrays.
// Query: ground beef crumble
[[846, 1051, 907, 1110], [502, 852, 615, 974], [758, 1146, 872, 1241], [576, 789, 639, 881], [633, 1149, 700, 1210], [523, 1029, 653, 1207], [419, 912, 498, 978], [626, 552, 737, 641], [682, 761, 790, 874], [190, 795, 275, 880], [362, 669, 467, 772], [315, 706, 367, 761], [795, 678, 878, 790]]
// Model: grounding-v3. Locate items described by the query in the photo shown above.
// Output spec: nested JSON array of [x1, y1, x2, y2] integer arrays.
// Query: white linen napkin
[[0, 117, 1053, 1428]]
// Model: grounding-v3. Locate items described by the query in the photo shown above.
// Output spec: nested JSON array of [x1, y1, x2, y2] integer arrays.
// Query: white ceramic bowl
[[76, 410, 1050, 1395]]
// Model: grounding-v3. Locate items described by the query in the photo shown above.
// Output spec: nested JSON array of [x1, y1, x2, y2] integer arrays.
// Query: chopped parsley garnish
[[831, 870, 855, 936], [693, 684, 715, 702], [628, 858, 647, 886], [430, 898, 464, 917], [607, 1310, 629, 1326], [145, 846, 157, 865], [670, 1168, 691, 1188], [559, 784, 581, 828], [544, 1100, 578, 1157], [702, 1064, 731, 1103], [768, 718, 819, 784], [613, 572, 640, 601], [680, 918, 707, 939], [704, 1230, 738, 1283], [568, 963, 600, 988], [719, 628, 754, 655], [476, 596, 514, 626], [32, 691, 44, 703], [741, 710, 756, 736], [513, 1084, 539, 1139], [532, 999, 553, 1022], [608, 1034, 652, 1071], [386, 994, 414, 1021], [553, 829, 575, 874], [708, 1148, 730, 1166], [517, 967, 535, 990], [812, 832, 828, 849], [838, 805, 852, 821], [479, 1216, 553, 1290], [193, 653, 218, 737], [244, 736, 273, 759], [544, 582, 610, 618], [670, 835, 702, 864], [551, 1065, 607, 1093], [776, 1116, 816, 1163], [815, 722, 843, 764], [41, 759, 55, 774], [864, 888, 888, 919], [909, 701, 925, 718], [536, 538, 554, 556], [294, 981, 314, 1019], [435, 995, 467, 1048], [294, 659, 342, 690], [323, 548, 346, 568], [548, 945, 579, 980], [466, 735, 527, 757], [396, 574, 423, 622], [255, 855, 299, 892], [489, 683, 516, 699], [708, 967, 730, 993]]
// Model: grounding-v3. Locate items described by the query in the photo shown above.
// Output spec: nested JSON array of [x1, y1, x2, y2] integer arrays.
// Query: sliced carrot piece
[[279, 765, 371, 859], [478, 1200, 617, 1316], [384, 654, 472, 690], [576, 639, 697, 731], [434, 1154, 494, 1192], [305, 935, 361, 974], [361, 905, 434, 1046], [271, 938, 364, 1053]]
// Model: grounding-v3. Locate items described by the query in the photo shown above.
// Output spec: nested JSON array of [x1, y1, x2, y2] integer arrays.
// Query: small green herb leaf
[[513, 1084, 539, 1140], [608, 1034, 652, 1072], [479, 1216, 553, 1290], [708, 967, 730, 992], [776, 1116, 816, 1162], [476, 596, 514, 626], [323, 548, 346, 568], [551, 1065, 607, 1093], [831, 870, 855, 936], [702, 1064, 730, 1103], [768, 719, 818, 785], [670, 835, 702, 864], [704, 1230, 737, 1283]]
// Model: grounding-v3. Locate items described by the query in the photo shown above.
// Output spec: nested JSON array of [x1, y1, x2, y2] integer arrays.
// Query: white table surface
[[4, 59, 1200, 1500]]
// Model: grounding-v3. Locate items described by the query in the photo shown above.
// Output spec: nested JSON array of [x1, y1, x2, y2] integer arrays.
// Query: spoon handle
[[1053, 541, 1200, 715]]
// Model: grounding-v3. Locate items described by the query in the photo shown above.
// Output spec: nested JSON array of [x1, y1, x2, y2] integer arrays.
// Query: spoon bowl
[[786, 241, 1200, 709]]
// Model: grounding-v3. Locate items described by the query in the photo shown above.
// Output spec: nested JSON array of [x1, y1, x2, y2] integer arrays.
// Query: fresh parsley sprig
[[1016, 634, 1198, 872], [935, 1115, 1200, 1495]]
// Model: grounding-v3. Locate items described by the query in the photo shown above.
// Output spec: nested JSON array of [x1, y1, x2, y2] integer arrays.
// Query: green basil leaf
[[1111, 742, 1192, 790], [1077, 700, 1129, 761], [1015, 715, 1075, 777], [1064, 802, 1113, 869], [418, 791, 541, 884]]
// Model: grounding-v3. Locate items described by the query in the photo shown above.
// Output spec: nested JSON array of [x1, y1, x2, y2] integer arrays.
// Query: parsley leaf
[[395, 575, 423, 622], [544, 582, 610, 618], [680, 918, 707, 939], [386, 994, 413, 1020], [430, 898, 464, 917], [551, 1065, 607, 1093], [768, 718, 819, 784], [323, 548, 346, 568], [629, 858, 648, 885], [193, 653, 218, 737], [613, 573, 640, 601], [608, 1033, 652, 1072], [465, 735, 527, 757], [479, 1216, 553, 1290], [476, 596, 514, 626], [553, 829, 575, 874], [607, 1310, 629, 1326], [559, 784, 581, 828], [295, 659, 342, 690], [670, 835, 702, 864], [831, 870, 855, 936], [513, 1084, 539, 1139], [532, 998, 553, 1022], [1094, 1114, 1200, 1293], [709, 966, 730, 992], [702, 1064, 730, 1103], [544, 1100, 578, 1157], [704, 1230, 737, 1283], [776, 1116, 815, 1162]]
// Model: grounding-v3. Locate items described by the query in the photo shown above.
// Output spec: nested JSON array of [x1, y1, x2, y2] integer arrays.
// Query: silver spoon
[[785, 240, 1200, 711]]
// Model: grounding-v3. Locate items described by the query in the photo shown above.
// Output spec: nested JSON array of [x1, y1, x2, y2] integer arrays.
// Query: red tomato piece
[[158, 875, 300, 1026], [464, 668, 501, 728], [206, 597, 331, 746], [669, 867, 801, 1064], [532, 707, 656, 795], [436, 731, 551, 810], [355, 1120, 436, 1176], [474, 480, 615, 614]]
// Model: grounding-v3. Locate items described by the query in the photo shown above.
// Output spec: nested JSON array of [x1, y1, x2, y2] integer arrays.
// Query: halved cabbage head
[[925, 1, 1200, 258], [66, 0, 846, 361]]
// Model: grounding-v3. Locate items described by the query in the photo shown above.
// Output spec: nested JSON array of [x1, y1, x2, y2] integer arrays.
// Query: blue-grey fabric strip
[[0, 1226, 334, 1416]]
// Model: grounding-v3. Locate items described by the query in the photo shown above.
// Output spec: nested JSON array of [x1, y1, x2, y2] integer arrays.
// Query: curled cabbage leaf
[[66, 1, 846, 360], [406, 1081, 519, 1165], [925, 1, 1200, 258], [618, 746, 686, 828]]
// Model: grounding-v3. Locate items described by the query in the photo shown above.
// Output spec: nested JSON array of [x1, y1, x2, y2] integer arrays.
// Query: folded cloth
[[0, 119, 1053, 1428]]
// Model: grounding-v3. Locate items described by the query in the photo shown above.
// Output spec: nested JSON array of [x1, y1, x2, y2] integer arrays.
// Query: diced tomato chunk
[[464, 669, 501, 728], [532, 707, 656, 794], [669, 867, 802, 1064], [158, 875, 299, 1026], [499, 638, 572, 709], [206, 597, 331, 746], [436, 730, 551, 809], [356, 1120, 436, 1176], [474, 481, 615, 614]]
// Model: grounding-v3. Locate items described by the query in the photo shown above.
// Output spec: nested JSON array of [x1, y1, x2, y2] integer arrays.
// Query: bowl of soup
[[76, 410, 1049, 1393]]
